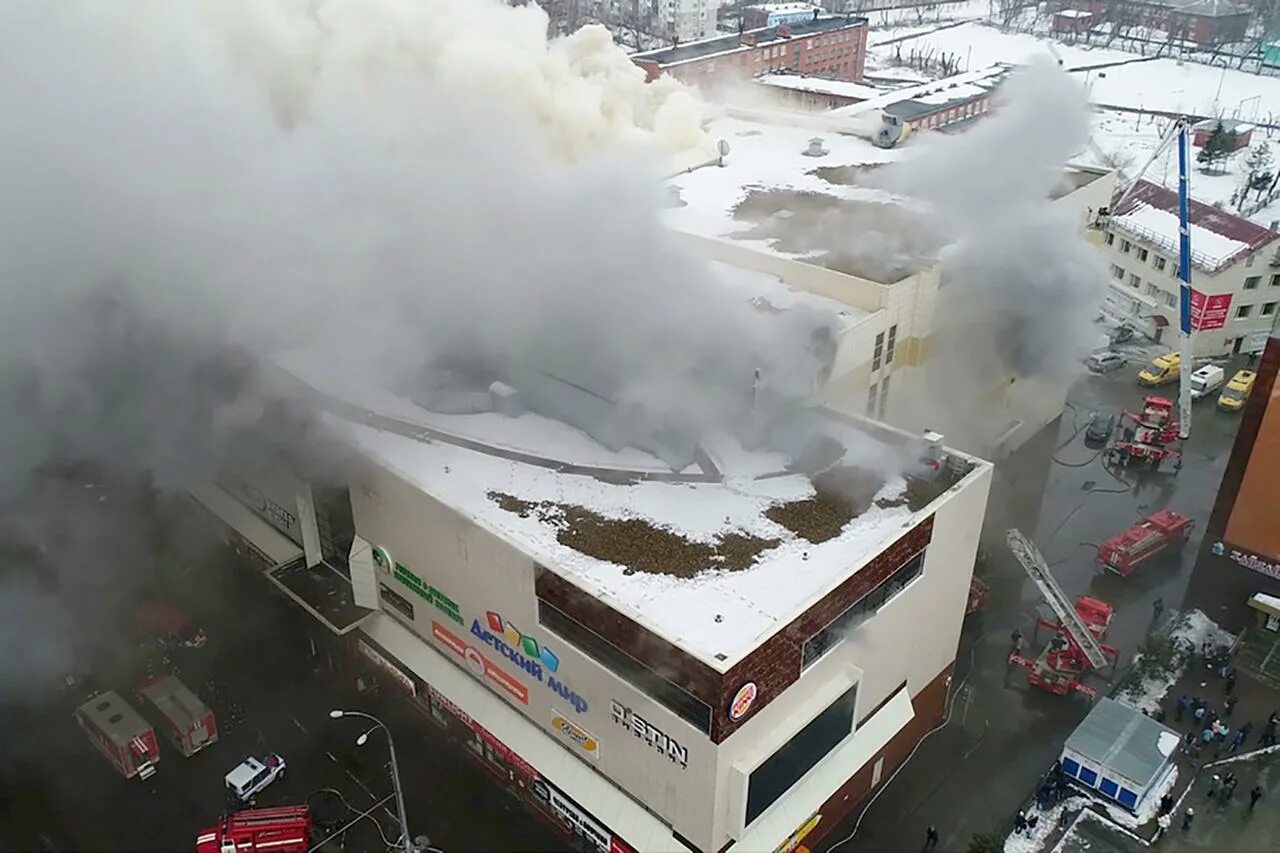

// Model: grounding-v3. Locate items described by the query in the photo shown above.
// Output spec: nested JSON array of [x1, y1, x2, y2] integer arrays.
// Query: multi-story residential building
[[194, 360, 992, 853], [1097, 180, 1280, 357], [631, 15, 868, 88], [1184, 313, 1280, 629], [742, 2, 820, 29]]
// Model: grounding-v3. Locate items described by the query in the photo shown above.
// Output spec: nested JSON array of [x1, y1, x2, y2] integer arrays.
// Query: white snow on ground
[[1119, 609, 1234, 713], [1004, 768, 1178, 853], [864, 20, 1280, 226]]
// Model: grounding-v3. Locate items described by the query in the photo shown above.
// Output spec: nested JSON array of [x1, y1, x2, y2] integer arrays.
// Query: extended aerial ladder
[[1007, 529, 1119, 698]]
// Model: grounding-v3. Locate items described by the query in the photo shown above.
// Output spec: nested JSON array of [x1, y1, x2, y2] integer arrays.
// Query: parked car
[[1086, 351, 1127, 373], [1218, 369, 1257, 411], [1110, 324, 1135, 344], [1085, 411, 1117, 445], [1189, 364, 1225, 401], [226, 753, 287, 803], [1138, 352, 1180, 385]]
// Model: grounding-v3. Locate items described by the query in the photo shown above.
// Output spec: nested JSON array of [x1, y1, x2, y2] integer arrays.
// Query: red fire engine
[[1007, 530, 1120, 699], [1110, 396, 1183, 471], [75, 690, 160, 780], [196, 805, 311, 853], [1096, 510, 1194, 577], [139, 674, 218, 757]]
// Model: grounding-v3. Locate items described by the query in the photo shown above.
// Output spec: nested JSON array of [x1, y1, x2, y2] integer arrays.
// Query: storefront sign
[[1212, 540, 1280, 580], [775, 813, 822, 853], [532, 778, 630, 853], [428, 684, 471, 726], [217, 472, 301, 542], [433, 621, 530, 705], [356, 639, 416, 696], [471, 616, 588, 714], [552, 713, 601, 761], [728, 682, 759, 722], [473, 721, 538, 780], [609, 701, 687, 769], [485, 611, 560, 671], [392, 562, 462, 625]]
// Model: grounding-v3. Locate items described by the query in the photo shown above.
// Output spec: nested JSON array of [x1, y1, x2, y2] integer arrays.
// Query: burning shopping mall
[[190, 350, 992, 853]]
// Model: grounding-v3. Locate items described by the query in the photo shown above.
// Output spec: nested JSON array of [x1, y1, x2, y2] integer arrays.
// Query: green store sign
[[393, 563, 462, 625]]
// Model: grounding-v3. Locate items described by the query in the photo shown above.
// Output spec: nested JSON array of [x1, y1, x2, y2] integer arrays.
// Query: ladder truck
[[1007, 529, 1119, 699], [196, 805, 311, 853], [1110, 396, 1184, 471]]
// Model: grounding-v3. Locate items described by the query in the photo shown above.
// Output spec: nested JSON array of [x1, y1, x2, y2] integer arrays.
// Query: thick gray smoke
[[880, 60, 1108, 452], [0, 1, 844, 694]]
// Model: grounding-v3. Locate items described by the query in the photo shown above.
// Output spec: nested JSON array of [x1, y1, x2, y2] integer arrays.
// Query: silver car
[[1086, 351, 1127, 373]]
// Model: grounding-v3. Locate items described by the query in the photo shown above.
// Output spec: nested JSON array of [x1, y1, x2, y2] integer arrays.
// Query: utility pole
[[1176, 119, 1194, 441]]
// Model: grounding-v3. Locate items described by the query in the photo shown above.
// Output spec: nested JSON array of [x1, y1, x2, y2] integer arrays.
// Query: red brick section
[[535, 516, 934, 743], [797, 664, 953, 852]]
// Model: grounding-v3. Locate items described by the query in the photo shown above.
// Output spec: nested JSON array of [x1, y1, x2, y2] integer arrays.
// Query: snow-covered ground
[[865, 19, 1280, 227], [1004, 767, 1179, 853], [1118, 610, 1236, 714]]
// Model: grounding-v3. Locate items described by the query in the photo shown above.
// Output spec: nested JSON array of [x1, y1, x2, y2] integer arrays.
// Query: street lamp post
[[330, 709, 413, 853]]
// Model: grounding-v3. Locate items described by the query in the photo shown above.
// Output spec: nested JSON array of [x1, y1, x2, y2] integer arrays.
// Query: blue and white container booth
[[1060, 698, 1179, 812]]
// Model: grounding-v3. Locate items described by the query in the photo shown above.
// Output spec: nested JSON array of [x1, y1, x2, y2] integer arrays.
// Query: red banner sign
[[1189, 290, 1233, 331], [432, 622, 530, 705]]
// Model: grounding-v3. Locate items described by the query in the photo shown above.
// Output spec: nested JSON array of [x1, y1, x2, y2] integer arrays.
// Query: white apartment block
[[1098, 180, 1280, 357]]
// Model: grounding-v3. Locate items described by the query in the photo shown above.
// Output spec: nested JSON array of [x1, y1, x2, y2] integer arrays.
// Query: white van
[[1189, 364, 1225, 401]]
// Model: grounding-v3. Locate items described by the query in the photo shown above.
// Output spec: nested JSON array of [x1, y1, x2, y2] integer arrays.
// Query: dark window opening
[[380, 583, 415, 621], [538, 600, 712, 733], [314, 486, 355, 579], [885, 324, 898, 365], [801, 550, 925, 670], [746, 683, 858, 825], [108, 713, 124, 725], [872, 331, 884, 371]]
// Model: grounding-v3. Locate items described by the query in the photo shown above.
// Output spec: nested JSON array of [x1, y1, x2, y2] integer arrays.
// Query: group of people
[[1034, 761, 1070, 811]]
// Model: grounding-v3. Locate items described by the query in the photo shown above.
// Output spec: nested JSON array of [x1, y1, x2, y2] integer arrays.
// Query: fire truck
[[1007, 530, 1120, 699], [1110, 396, 1183, 472], [138, 674, 218, 757], [1096, 510, 1194, 577], [196, 805, 312, 853], [74, 690, 160, 780]]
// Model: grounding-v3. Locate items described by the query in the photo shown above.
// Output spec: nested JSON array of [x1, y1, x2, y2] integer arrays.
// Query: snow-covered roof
[[756, 74, 887, 102], [1064, 698, 1178, 791], [747, 2, 819, 13], [831, 64, 1012, 119], [1111, 180, 1280, 271], [666, 115, 917, 282], [282, 357, 979, 670], [1055, 9, 1094, 18]]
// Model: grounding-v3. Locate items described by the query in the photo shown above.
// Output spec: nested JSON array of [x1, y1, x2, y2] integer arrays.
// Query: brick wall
[[536, 516, 934, 743]]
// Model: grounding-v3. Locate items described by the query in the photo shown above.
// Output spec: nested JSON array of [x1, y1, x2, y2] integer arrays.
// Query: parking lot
[[0, 475, 565, 852]]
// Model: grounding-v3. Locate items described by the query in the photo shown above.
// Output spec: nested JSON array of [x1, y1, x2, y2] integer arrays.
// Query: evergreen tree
[[1197, 121, 1231, 174], [1242, 143, 1276, 203]]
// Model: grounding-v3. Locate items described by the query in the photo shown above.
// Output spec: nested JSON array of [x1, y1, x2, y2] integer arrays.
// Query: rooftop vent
[[803, 137, 829, 158]]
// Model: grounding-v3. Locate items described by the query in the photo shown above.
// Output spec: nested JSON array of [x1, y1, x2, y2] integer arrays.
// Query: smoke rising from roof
[[882, 60, 1109, 453]]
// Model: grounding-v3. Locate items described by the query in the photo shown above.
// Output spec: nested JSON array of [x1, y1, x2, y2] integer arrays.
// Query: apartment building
[[631, 15, 868, 89], [1097, 180, 1280, 357]]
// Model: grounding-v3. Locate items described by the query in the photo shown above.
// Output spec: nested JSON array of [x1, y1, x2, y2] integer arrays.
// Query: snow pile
[[1005, 769, 1178, 853], [1157, 731, 1180, 758], [1121, 609, 1234, 712]]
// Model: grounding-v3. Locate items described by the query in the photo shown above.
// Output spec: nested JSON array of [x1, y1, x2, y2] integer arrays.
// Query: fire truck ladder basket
[[1007, 528, 1109, 670]]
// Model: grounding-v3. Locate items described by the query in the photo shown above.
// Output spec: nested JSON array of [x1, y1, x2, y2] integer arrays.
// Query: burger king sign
[[728, 682, 758, 722]]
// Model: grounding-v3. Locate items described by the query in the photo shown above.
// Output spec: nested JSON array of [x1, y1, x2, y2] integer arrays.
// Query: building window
[[1246, 253, 1256, 267], [1237, 304, 1253, 318], [1263, 302, 1277, 316], [878, 374, 891, 419], [538, 599, 712, 733], [1111, 264, 1124, 280], [866, 381, 878, 415], [1153, 256, 1167, 271], [1105, 232, 1115, 246], [380, 583, 415, 621], [1120, 239, 1132, 253], [745, 683, 858, 826], [885, 324, 898, 365], [1136, 247, 1149, 262], [1270, 274, 1280, 287], [1145, 283, 1160, 298], [1129, 273, 1141, 288], [1245, 276, 1261, 290], [314, 486, 355, 577], [800, 551, 925, 671], [1165, 292, 1177, 308], [872, 331, 885, 371]]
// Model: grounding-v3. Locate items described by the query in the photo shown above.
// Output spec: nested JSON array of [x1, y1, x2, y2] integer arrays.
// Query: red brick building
[[1072, 0, 1250, 45], [631, 15, 868, 89], [1192, 118, 1254, 152]]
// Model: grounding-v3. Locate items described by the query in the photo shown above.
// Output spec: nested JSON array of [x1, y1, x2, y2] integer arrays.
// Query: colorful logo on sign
[[552, 713, 601, 760], [432, 621, 530, 705], [775, 813, 822, 853], [371, 545, 392, 572], [471, 615, 588, 713], [485, 611, 559, 672], [729, 682, 758, 721]]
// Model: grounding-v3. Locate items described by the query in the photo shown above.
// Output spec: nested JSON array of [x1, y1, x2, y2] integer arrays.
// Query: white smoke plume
[[879, 60, 1109, 453]]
